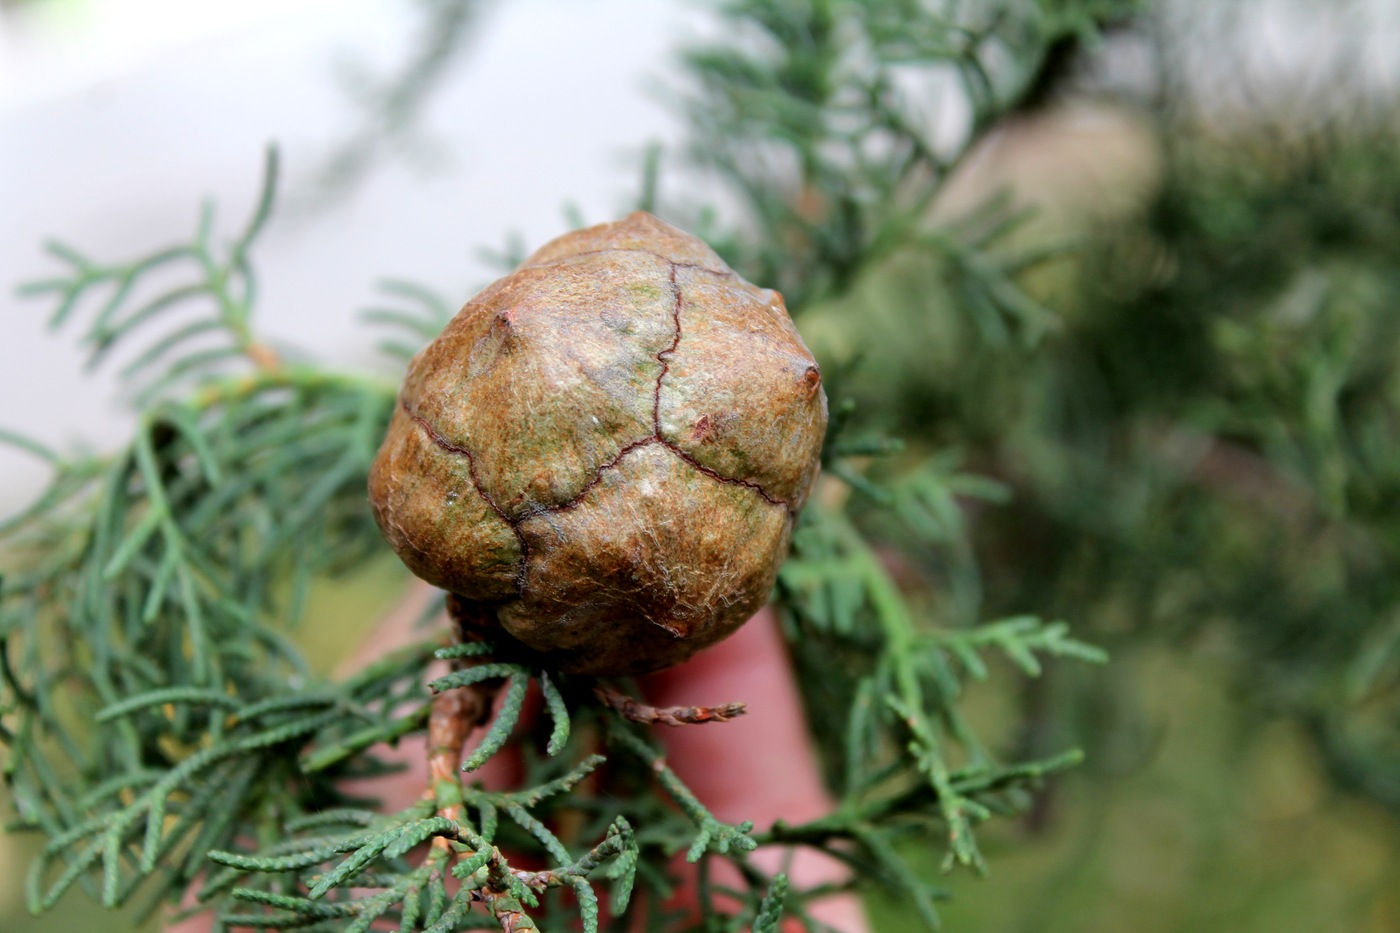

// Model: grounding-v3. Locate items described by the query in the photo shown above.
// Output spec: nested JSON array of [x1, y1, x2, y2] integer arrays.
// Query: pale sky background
[[0, 0, 704, 511]]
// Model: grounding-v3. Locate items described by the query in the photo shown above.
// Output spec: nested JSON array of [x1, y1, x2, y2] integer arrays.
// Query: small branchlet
[[607, 725, 758, 863]]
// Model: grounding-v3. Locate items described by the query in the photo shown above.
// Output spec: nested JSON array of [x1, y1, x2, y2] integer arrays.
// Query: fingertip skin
[[639, 610, 873, 933]]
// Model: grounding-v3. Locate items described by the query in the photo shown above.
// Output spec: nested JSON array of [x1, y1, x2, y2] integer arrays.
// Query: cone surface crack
[[404, 404, 532, 591], [652, 261, 685, 434], [404, 405, 510, 523], [648, 258, 795, 516], [513, 436, 661, 519], [658, 440, 791, 513]]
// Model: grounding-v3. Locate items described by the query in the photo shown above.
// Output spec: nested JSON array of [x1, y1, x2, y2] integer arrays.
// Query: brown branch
[[426, 596, 506, 849]]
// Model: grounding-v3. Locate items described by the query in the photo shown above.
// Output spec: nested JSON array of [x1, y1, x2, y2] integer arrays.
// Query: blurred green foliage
[[811, 97, 1400, 811]]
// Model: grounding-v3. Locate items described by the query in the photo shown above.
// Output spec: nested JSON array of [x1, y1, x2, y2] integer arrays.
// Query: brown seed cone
[[368, 212, 827, 675]]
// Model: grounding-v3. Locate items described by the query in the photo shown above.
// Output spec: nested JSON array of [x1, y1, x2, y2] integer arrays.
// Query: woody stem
[[426, 596, 504, 849]]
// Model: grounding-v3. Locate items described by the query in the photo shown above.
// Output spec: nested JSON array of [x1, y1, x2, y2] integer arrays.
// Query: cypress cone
[[369, 212, 826, 675]]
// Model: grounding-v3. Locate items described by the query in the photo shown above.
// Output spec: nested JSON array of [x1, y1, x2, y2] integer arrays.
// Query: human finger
[[639, 609, 870, 933]]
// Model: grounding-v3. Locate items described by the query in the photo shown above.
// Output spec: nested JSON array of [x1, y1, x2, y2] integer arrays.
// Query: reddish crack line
[[404, 404, 532, 591], [514, 436, 660, 520], [660, 440, 790, 512], [404, 408, 508, 522], [652, 262, 684, 434], [652, 260, 792, 515]]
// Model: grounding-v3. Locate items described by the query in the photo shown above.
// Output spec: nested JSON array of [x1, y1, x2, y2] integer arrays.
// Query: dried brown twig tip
[[593, 681, 746, 726]]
